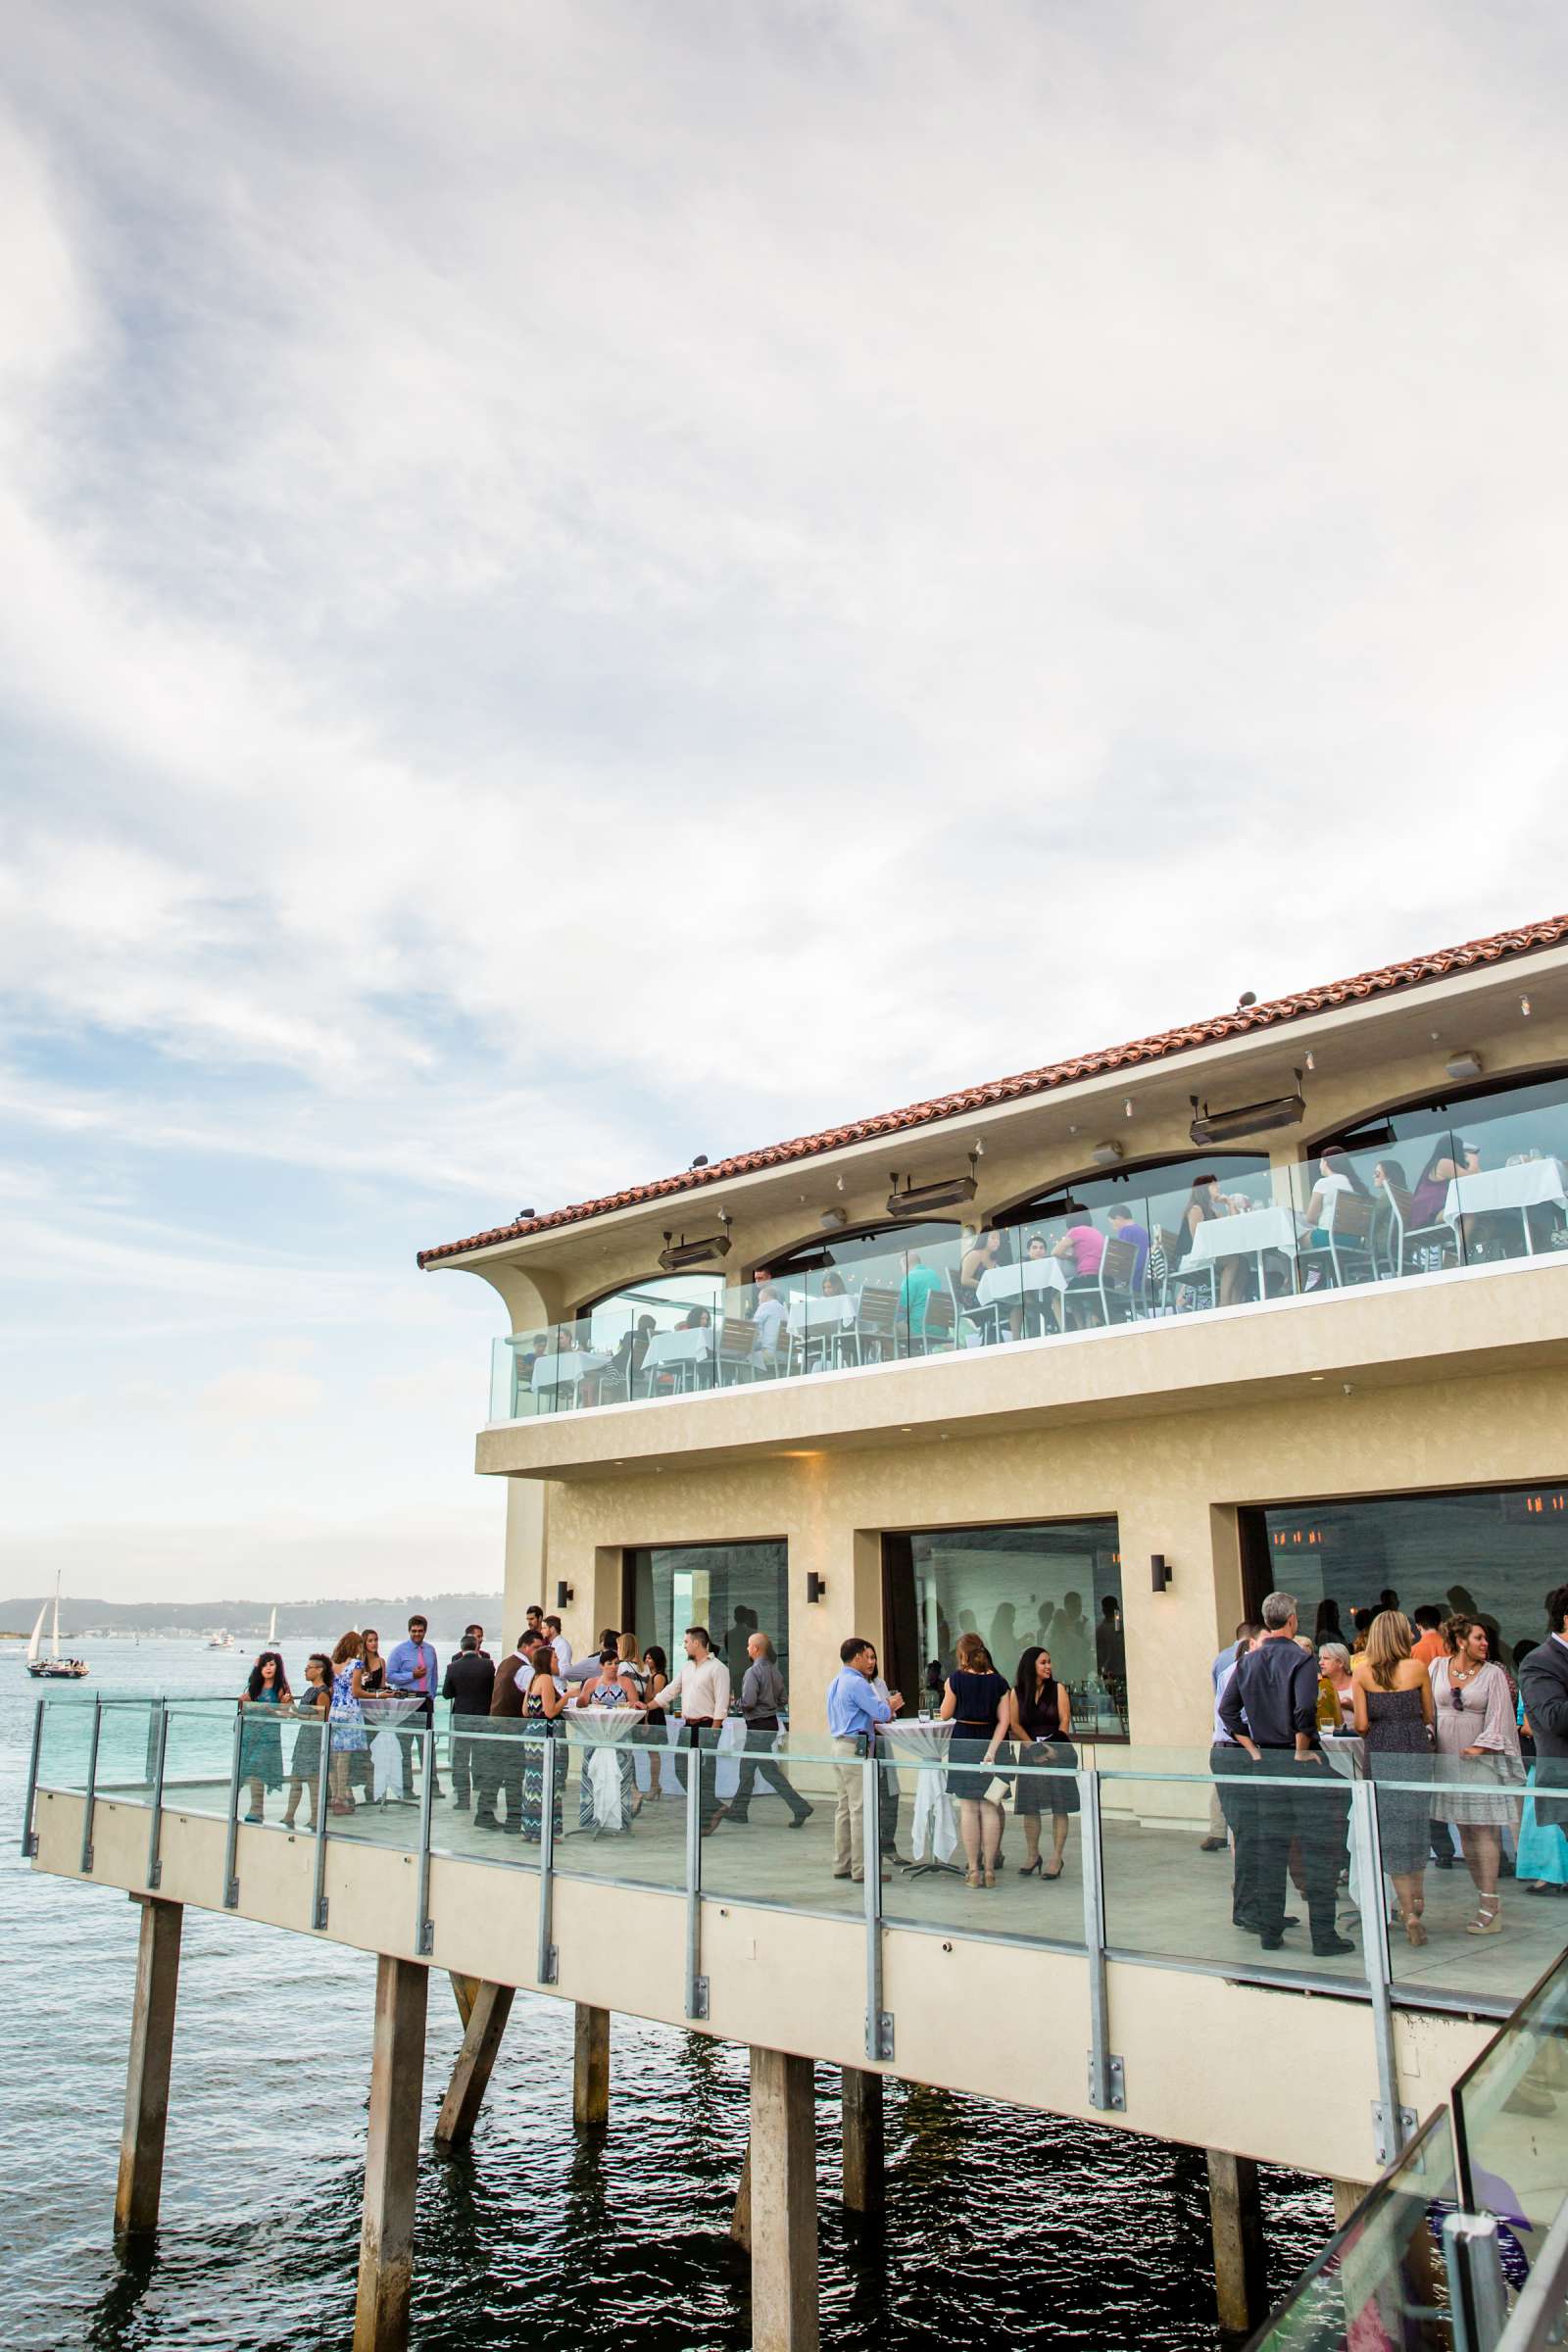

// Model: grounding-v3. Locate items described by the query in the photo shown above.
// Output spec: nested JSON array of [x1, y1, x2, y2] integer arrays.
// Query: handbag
[[982, 1775, 1011, 1807]]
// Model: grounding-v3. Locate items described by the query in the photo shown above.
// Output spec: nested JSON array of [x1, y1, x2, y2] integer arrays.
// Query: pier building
[[24, 910, 1568, 2348]]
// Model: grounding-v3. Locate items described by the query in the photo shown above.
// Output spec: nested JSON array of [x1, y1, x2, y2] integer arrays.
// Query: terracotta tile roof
[[418, 911, 1568, 1266]]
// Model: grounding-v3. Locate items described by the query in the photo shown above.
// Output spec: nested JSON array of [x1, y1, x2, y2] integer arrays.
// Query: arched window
[[991, 1152, 1272, 1257], [752, 1218, 963, 1280], [573, 1270, 725, 1348]]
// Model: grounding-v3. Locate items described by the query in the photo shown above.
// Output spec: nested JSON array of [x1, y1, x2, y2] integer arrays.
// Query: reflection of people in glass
[[986, 1603, 1018, 1679], [1052, 1592, 1091, 1684], [1095, 1597, 1126, 1717]]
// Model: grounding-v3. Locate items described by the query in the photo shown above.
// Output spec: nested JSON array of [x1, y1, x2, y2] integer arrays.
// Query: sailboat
[[26, 1577, 89, 1680], [266, 1607, 277, 1647]]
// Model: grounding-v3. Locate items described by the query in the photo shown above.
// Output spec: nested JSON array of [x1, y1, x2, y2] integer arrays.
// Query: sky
[[4, 1, 1568, 1603]]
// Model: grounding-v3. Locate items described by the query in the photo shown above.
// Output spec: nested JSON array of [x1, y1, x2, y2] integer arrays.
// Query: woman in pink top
[[1053, 1218, 1105, 1279]]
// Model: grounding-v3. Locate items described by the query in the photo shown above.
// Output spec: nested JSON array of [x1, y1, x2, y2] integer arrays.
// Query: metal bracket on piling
[[415, 1723, 437, 1957], [144, 1701, 170, 1891], [684, 1725, 706, 2022], [1350, 1780, 1411, 2168], [1079, 1763, 1126, 2111], [79, 1697, 104, 1876], [862, 1736, 891, 2065], [220, 1705, 244, 1908], [536, 1726, 559, 1986], [21, 1698, 44, 1859]]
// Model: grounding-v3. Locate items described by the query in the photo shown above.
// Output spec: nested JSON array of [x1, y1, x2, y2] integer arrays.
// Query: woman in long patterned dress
[[1430, 1617, 1524, 1936], [1350, 1613, 1435, 1946], [327, 1631, 368, 1816], [519, 1652, 565, 1844]]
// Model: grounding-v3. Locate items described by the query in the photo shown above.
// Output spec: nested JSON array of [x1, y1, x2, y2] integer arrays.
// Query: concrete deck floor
[[90, 1766, 1568, 2013]]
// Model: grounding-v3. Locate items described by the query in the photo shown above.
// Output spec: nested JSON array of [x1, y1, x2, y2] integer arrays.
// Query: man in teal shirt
[[897, 1252, 944, 1348]]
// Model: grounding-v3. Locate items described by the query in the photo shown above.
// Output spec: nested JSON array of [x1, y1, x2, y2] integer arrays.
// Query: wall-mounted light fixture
[[1444, 1052, 1483, 1083], [819, 1206, 848, 1230], [806, 1572, 825, 1604], [1304, 1050, 1315, 1072], [1520, 996, 1532, 1018], [556, 1580, 573, 1609], [1151, 1554, 1173, 1593]]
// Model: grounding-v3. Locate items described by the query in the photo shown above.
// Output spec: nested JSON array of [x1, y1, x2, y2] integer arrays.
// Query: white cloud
[[3, 0, 1566, 1592]]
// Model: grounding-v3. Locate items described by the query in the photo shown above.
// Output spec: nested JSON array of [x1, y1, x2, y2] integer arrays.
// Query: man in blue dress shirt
[[387, 1613, 443, 1799], [826, 1637, 901, 1883]]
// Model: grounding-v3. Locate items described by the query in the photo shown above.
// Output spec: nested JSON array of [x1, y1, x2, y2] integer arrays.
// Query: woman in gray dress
[[1351, 1612, 1436, 1947]]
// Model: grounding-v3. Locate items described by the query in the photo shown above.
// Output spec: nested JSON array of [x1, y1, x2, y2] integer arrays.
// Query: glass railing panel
[[1442, 1106, 1568, 1271], [698, 1726, 845, 1910], [1452, 1952, 1568, 2260], [637, 1304, 718, 1397], [878, 1748, 1087, 1942], [786, 1264, 861, 1376], [1100, 1765, 1363, 1983], [1288, 1152, 1383, 1296], [550, 1720, 689, 1892], [161, 1700, 244, 1817], [33, 1694, 100, 1792], [426, 1722, 552, 1854], [1250, 2107, 1460, 2350], [318, 1697, 433, 1844], [88, 1699, 159, 1796]]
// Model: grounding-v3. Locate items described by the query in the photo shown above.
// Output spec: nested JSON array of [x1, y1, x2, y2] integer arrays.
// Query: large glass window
[[576, 1271, 725, 1348], [885, 1517, 1125, 1735], [1246, 1487, 1568, 1672], [626, 1541, 790, 1692]]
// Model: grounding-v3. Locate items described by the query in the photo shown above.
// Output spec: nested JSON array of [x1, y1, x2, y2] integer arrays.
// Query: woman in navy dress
[[939, 1632, 1011, 1888]]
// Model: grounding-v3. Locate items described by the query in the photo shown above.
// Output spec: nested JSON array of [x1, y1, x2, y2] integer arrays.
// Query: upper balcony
[[421, 917, 1568, 1476]]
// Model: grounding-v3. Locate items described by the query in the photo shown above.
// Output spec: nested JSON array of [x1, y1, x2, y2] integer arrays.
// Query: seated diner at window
[[898, 1251, 944, 1346]]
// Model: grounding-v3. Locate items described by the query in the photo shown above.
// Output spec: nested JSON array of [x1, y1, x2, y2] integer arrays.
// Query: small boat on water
[[207, 1628, 235, 1650], [26, 1579, 89, 1680]]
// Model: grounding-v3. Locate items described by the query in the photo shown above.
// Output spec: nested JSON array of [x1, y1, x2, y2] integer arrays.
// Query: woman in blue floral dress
[[328, 1631, 368, 1815]]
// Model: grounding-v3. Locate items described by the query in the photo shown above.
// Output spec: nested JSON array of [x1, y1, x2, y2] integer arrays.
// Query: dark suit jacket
[[442, 1649, 496, 1718], [1519, 1637, 1568, 1826]]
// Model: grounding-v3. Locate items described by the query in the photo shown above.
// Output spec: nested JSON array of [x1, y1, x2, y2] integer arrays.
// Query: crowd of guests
[[1208, 1582, 1568, 1956]]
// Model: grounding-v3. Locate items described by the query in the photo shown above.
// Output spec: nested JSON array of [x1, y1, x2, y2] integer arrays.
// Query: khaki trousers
[[832, 1735, 865, 1878]]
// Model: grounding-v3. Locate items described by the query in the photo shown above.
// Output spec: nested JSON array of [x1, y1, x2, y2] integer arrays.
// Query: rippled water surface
[[3, 1641, 1333, 2349]]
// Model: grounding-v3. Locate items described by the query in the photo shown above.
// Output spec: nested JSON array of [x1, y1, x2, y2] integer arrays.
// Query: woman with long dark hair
[[642, 1643, 669, 1800], [1003, 1644, 1080, 1879], [239, 1650, 290, 1824]]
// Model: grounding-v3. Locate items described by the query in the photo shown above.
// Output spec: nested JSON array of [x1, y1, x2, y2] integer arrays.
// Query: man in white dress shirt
[[658, 1625, 732, 1830]]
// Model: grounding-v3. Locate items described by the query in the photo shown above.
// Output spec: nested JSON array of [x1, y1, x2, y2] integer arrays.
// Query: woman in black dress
[[1350, 1611, 1436, 1946], [1004, 1644, 1081, 1879], [939, 1632, 1011, 1888]]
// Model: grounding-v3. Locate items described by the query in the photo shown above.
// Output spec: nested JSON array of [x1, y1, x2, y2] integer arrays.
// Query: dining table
[[878, 1718, 960, 1876], [974, 1256, 1070, 1338], [1442, 1158, 1568, 1255], [569, 1706, 643, 1833], [640, 1327, 715, 1392], [1183, 1204, 1300, 1298]]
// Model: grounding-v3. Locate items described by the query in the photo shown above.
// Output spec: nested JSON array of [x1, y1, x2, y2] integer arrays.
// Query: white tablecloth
[[642, 1328, 714, 1372], [1184, 1205, 1298, 1264], [879, 1719, 958, 1863], [571, 1706, 641, 1831], [786, 1296, 856, 1334], [530, 1349, 612, 1395], [361, 1692, 425, 1802], [976, 1259, 1070, 1305], [631, 1711, 747, 1798], [1443, 1159, 1568, 1230]]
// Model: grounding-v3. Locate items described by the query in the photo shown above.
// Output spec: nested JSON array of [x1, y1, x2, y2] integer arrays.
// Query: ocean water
[[2, 1638, 1333, 2350]]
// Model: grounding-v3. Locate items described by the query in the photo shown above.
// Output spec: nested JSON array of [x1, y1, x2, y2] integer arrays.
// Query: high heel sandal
[[1019, 1856, 1043, 1878], [964, 1867, 981, 1888], [1466, 1896, 1502, 1936], [983, 1865, 997, 1888], [1402, 1904, 1427, 1948]]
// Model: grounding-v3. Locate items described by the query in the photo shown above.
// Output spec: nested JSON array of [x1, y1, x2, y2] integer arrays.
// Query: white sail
[[50, 1576, 61, 1661], [266, 1606, 277, 1647], [26, 1600, 48, 1665]]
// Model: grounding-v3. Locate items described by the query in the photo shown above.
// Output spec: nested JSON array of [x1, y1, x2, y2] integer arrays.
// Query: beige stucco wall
[[511, 1345, 1568, 1742]]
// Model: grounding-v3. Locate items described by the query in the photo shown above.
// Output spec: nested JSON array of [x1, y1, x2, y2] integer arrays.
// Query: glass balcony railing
[[487, 1107, 1568, 1423]]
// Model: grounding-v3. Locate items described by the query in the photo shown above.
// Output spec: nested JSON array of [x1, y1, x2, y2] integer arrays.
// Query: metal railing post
[[1350, 1777, 1415, 2166], [311, 1714, 332, 1930], [1442, 2214, 1510, 2352], [20, 1697, 45, 1858], [79, 1697, 104, 1876], [536, 1727, 559, 1985], [144, 1702, 171, 1891], [862, 1733, 894, 2061], [1078, 1761, 1124, 2111], [684, 1726, 708, 2020], [220, 1706, 245, 1908], [414, 1724, 436, 1957]]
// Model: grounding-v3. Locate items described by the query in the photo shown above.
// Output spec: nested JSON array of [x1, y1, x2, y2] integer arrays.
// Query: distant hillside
[[0, 1592, 504, 1639]]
